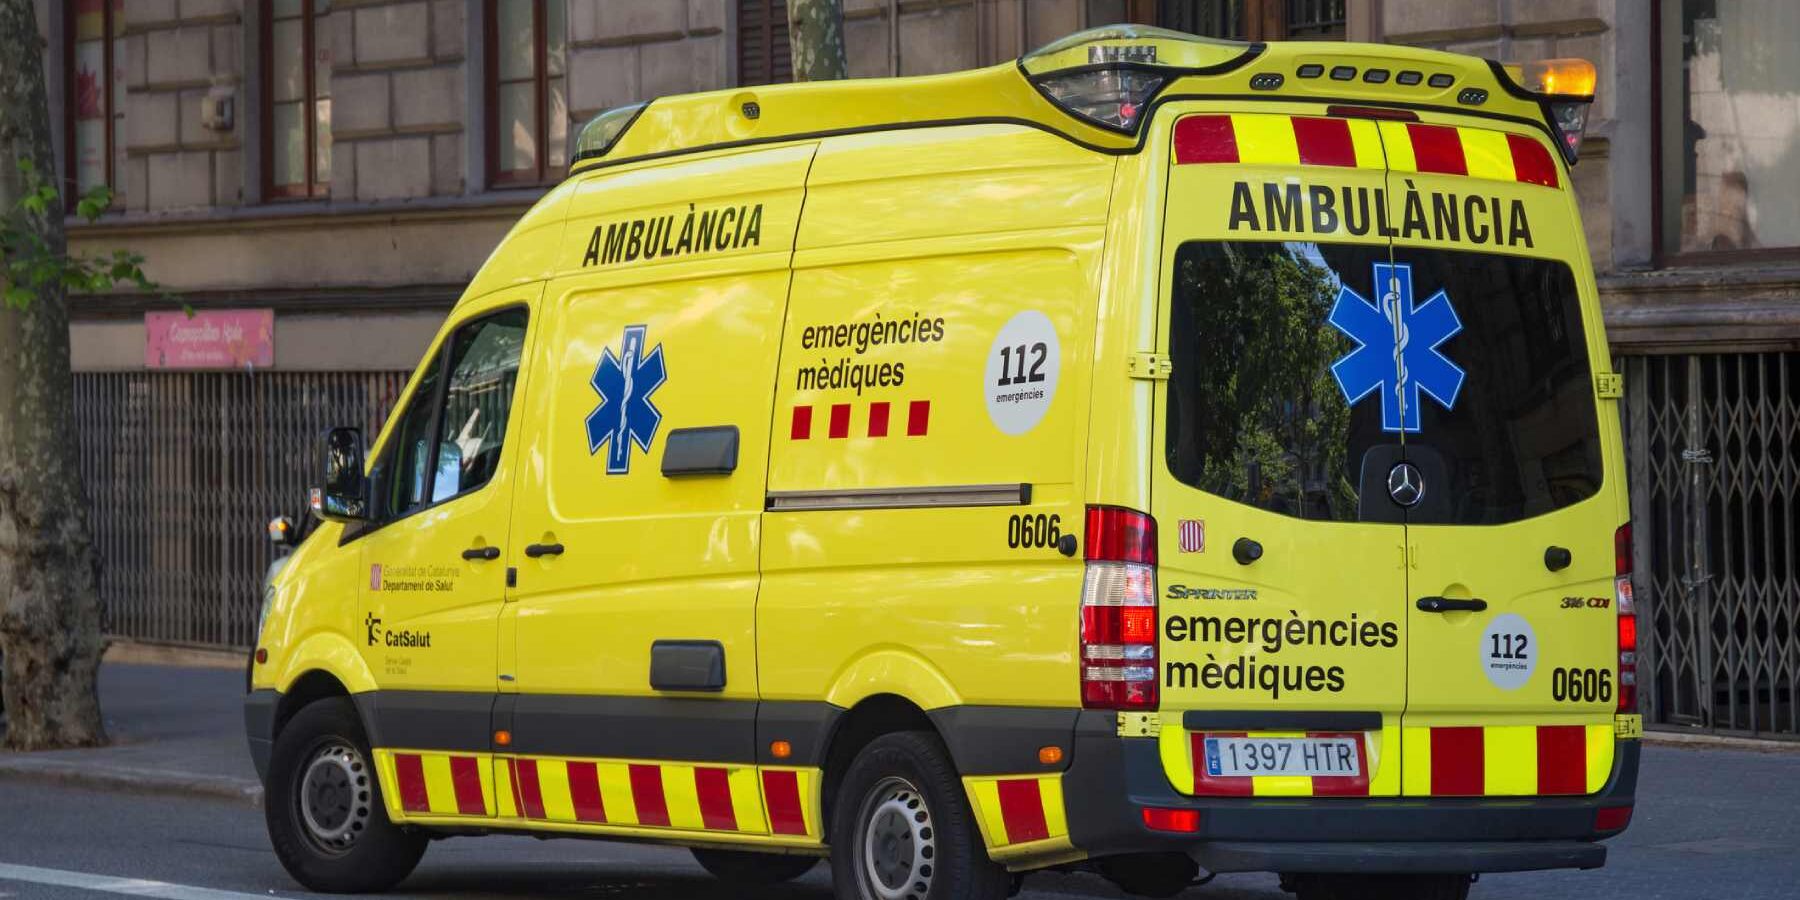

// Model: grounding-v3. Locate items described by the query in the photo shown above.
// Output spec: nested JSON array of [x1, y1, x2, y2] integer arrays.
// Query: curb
[[0, 756, 262, 807], [104, 641, 249, 671], [1643, 730, 1800, 754]]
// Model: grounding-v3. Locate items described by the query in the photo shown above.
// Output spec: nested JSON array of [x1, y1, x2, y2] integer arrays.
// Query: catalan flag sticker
[[1178, 519, 1206, 553]]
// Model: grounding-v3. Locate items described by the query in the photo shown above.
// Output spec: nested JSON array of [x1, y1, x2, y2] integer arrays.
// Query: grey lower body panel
[[1063, 711, 1639, 875], [1193, 840, 1605, 874], [243, 689, 277, 782]]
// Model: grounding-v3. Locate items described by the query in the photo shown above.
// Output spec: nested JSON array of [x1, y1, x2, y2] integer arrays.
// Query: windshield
[[1165, 240, 1603, 526]]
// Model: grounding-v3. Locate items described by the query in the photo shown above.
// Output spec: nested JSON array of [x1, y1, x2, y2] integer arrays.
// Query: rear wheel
[[265, 698, 426, 892], [690, 847, 818, 884], [829, 731, 1010, 900], [1286, 874, 1474, 900]]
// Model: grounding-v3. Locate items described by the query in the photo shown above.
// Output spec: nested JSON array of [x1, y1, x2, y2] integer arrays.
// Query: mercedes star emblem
[[1388, 462, 1425, 508]]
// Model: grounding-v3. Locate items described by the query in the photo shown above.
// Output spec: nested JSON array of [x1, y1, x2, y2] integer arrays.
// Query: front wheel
[[829, 731, 1010, 900], [264, 698, 426, 892], [1286, 874, 1474, 900]]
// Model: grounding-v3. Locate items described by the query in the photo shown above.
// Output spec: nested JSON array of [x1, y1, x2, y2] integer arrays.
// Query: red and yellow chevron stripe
[[384, 750, 496, 817], [493, 756, 777, 834], [1402, 724, 1614, 797], [1174, 112, 1560, 188], [379, 750, 822, 841], [964, 774, 1069, 854]]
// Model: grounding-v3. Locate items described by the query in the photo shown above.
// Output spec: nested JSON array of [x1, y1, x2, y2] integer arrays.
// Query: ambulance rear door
[[1150, 105, 1410, 799], [1377, 116, 1625, 799]]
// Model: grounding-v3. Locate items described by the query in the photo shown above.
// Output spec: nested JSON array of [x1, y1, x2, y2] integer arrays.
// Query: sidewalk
[[0, 661, 262, 806]]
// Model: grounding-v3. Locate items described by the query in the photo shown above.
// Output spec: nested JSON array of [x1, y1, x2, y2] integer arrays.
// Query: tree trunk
[[0, 0, 108, 750], [787, 0, 849, 81]]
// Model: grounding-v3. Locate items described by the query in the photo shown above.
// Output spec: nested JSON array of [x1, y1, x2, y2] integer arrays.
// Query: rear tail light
[[1545, 100, 1592, 162], [1034, 69, 1166, 133], [1020, 26, 1253, 136], [1081, 505, 1159, 710], [1325, 105, 1420, 121], [1615, 523, 1638, 714]]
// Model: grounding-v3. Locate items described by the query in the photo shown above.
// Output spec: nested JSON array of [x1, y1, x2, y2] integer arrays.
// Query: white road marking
[[0, 864, 278, 900]]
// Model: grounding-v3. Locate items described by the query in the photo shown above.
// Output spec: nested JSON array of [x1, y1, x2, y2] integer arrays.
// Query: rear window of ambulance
[[1165, 240, 1603, 526]]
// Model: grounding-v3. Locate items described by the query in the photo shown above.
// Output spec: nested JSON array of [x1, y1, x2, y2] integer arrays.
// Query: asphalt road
[[1, 743, 1795, 900]]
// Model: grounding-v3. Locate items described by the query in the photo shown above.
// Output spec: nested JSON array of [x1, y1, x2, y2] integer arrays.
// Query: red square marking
[[906, 400, 931, 436]]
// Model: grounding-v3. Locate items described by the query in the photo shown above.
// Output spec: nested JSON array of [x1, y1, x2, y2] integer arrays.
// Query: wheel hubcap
[[297, 742, 372, 854], [859, 777, 935, 900]]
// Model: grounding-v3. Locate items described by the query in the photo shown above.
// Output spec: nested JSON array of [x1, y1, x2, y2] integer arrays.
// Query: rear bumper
[[1062, 711, 1637, 874]]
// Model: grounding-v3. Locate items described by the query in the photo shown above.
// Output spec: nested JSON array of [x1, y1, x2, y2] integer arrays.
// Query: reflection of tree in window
[[375, 310, 526, 518], [435, 316, 526, 500], [1166, 242, 1355, 520]]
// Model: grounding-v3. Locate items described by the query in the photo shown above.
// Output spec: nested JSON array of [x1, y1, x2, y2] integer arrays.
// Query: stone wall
[[839, 0, 1102, 79], [1372, 0, 1637, 273], [565, 0, 730, 123], [330, 0, 466, 200], [124, 1, 245, 212]]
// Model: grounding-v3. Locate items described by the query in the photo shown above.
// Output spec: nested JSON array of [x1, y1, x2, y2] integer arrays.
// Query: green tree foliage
[[1, 158, 155, 309], [1167, 243, 1356, 520]]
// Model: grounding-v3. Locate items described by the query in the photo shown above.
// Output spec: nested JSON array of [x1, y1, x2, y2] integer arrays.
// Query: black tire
[[829, 731, 1010, 900], [264, 697, 427, 893], [690, 847, 819, 884], [1287, 874, 1474, 900]]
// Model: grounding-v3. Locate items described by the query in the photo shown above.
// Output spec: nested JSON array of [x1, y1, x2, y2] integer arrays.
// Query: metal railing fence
[[1625, 351, 1800, 738], [74, 370, 409, 649]]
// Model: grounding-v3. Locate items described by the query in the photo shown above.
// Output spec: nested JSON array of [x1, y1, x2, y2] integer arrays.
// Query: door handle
[[1232, 537, 1264, 566], [1417, 596, 1488, 613], [462, 545, 500, 561], [1544, 545, 1573, 572], [524, 542, 565, 559]]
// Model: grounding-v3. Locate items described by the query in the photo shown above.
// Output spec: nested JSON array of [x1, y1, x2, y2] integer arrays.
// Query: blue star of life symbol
[[585, 324, 667, 474], [1327, 263, 1464, 433]]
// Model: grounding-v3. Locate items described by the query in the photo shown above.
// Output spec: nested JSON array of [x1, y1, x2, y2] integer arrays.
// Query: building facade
[[34, 1, 1799, 737]]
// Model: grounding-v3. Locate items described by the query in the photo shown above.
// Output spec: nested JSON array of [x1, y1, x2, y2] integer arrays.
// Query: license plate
[[1203, 736, 1363, 778]]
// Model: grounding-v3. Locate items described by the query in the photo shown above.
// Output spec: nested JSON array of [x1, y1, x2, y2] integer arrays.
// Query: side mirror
[[313, 427, 368, 522]]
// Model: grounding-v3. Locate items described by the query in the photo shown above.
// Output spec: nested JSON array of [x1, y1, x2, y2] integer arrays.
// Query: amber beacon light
[[1512, 58, 1596, 164]]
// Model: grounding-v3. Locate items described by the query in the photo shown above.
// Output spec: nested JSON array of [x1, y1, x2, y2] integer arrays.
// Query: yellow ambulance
[[246, 25, 1641, 900]]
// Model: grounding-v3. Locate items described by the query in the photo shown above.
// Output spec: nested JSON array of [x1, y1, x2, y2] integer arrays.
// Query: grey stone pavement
[[1, 663, 1797, 899], [0, 662, 259, 803]]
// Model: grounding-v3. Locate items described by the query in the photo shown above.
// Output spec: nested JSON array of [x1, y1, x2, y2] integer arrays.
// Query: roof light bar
[[1021, 25, 1255, 136], [1502, 58, 1596, 165], [572, 101, 648, 164]]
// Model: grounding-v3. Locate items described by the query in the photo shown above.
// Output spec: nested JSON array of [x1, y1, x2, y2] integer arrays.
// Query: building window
[[487, 0, 567, 186], [1155, 0, 1344, 41], [67, 0, 124, 202], [265, 0, 332, 199], [737, 0, 792, 86], [1656, 0, 1800, 259]]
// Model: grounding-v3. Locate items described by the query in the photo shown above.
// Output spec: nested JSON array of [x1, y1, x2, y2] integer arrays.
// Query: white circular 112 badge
[[1480, 612, 1538, 691], [983, 310, 1061, 436]]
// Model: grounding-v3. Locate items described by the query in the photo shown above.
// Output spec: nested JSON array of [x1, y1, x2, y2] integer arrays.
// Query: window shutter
[[738, 0, 792, 85]]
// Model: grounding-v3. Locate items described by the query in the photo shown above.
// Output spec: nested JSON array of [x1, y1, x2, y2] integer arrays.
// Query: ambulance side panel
[[502, 145, 813, 772], [758, 126, 1114, 736]]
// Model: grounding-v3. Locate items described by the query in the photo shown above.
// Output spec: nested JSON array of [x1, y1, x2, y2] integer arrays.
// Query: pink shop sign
[[144, 309, 275, 369]]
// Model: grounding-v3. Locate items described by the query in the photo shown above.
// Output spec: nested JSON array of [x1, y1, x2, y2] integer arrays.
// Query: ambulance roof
[[567, 26, 1585, 175]]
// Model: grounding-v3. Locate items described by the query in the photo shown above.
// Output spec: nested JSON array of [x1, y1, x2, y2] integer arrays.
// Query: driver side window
[[378, 308, 529, 520]]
